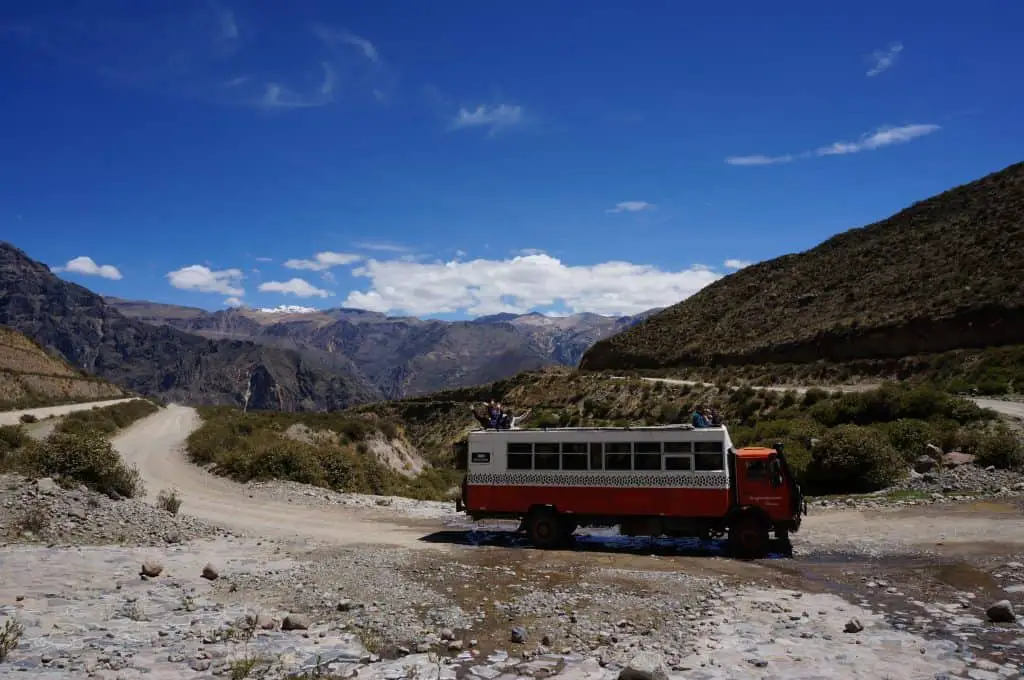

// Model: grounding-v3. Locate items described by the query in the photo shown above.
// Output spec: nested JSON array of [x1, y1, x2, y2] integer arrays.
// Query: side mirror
[[770, 458, 784, 488]]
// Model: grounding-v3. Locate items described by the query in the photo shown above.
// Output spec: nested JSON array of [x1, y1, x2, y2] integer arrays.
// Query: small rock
[[140, 561, 164, 578], [336, 599, 355, 612], [510, 626, 527, 644], [844, 618, 864, 633], [986, 600, 1016, 623], [282, 614, 311, 631], [255, 614, 277, 630], [440, 628, 455, 641], [447, 640, 463, 651], [36, 477, 60, 494], [913, 455, 937, 473], [201, 563, 219, 580]]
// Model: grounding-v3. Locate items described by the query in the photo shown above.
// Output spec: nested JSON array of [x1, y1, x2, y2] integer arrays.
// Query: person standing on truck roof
[[691, 406, 709, 428]]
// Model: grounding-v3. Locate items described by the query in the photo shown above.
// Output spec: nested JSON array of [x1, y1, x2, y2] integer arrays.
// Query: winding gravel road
[[0, 397, 139, 426], [112, 404, 437, 550], [621, 376, 1024, 419]]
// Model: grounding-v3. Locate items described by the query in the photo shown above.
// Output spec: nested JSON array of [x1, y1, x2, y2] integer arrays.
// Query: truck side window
[[694, 453, 724, 470], [746, 460, 769, 479], [589, 442, 603, 470]]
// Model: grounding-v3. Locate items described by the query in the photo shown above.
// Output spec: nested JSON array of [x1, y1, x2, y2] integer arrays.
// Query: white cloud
[[451, 104, 523, 133], [259, 304, 318, 314], [342, 253, 723, 317], [224, 296, 245, 307], [283, 251, 361, 271], [254, 257, 274, 262], [167, 265, 244, 296], [816, 124, 940, 156], [313, 25, 380, 64], [726, 124, 939, 167], [258, 278, 333, 298], [607, 201, 655, 214], [867, 42, 903, 77], [725, 154, 794, 166], [218, 7, 239, 40], [52, 256, 123, 280], [724, 259, 752, 270]]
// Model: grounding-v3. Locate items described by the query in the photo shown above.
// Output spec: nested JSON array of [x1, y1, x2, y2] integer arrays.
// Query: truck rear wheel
[[526, 508, 565, 549], [729, 514, 770, 559]]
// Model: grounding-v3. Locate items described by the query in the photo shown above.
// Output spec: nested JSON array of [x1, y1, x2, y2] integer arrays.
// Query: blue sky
[[2, 0, 1022, 319]]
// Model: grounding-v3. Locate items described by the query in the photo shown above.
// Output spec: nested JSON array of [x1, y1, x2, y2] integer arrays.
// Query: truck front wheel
[[526, 508, 565, 549], [729, 514, 770, 559]]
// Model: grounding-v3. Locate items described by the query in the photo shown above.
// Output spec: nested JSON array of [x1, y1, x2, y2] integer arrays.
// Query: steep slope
[[581, 161, 1024, 371], [106, 299, 649, 397], [0, 243, 381, 410], [0, 325, 126, 410]]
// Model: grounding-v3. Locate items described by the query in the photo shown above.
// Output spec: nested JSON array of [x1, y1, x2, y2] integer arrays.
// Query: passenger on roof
[[691, 406, 709, 428]]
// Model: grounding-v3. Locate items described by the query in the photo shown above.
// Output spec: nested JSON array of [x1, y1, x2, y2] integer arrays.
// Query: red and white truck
[[455, 423, 806, 558]]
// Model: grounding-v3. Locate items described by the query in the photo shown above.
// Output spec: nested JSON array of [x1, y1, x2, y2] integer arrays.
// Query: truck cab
[[729, 443, 806, 556]]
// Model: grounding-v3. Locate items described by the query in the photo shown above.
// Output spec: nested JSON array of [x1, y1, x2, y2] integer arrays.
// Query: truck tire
[[526, 508, 565, 549], [728, 513, 770, 559]]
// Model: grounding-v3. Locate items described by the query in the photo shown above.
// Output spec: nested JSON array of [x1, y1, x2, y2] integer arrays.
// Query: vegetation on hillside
[[189, 367, 1021, 499], [581, 161, 1024, 372], [642, 344, 1024, 396], [0, 425, 144, 498], [54, 399, 161, 436], [186, 406, 461, 500]]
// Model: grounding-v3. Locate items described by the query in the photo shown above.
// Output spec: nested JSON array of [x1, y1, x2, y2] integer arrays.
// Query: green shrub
[[965, 423, 1023, 469], [0, 424, 30, 453], [19, 414, 38, 424], [804, 425, 906, 495], [156, 488, 183, 515], [802, 388, 829, 407], [33, 431, 143, 498], [55, 400, 159, 437], [882, 418, 936, 462]]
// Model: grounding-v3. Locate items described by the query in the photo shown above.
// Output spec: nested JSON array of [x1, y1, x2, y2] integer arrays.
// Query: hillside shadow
[[419, 525, 793, 559]]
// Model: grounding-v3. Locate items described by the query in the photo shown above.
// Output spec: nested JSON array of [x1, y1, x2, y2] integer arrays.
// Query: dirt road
[[112, 404, 438, 550], [623, 375, 1024, 419], [0, 397, 139, 426]]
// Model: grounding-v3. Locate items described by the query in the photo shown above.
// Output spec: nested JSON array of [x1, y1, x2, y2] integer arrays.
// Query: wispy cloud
[[260, 62, 335, 110], [217, 7, 239, 41], [224, 296, 245, 307], [607, 201, 655, 214], [312, 25, 380, 64], [867, 42, 903, 77], [353, 241, 409, 253], [451, 104, 524, 134], [725, 154, 794, 166], [726, 124, 940, 167], [259, 278, 333, 298], [724, 259, 753, 270], [816, 124, 939, 156], [283, 251, 361, 271], [51, 256, 123, 280], [167, 265, 244, 295]]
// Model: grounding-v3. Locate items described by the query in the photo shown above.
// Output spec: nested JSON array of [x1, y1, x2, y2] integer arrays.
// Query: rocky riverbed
[[2, 473, 1024, 680]]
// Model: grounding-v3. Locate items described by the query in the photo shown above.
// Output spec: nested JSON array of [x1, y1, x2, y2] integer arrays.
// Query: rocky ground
[[2, 471, 1024, 680]]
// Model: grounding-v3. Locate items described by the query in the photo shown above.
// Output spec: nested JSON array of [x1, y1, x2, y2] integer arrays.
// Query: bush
[[0, 425, 29, 453], [19, 414, 38, 424], [882, 418, 936, 462], [157, 488, 183, 515], [33, 432, 144, 499], [966, 423, 1024, 469], [55, 400, 159, 437], [804, 425, 906, 495]]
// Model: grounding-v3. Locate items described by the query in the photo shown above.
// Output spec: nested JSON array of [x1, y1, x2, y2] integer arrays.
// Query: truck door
[[735, 455, 786, 517]]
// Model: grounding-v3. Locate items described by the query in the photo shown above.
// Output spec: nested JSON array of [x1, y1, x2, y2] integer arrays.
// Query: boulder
[[201, 563, 220, 580], [942, 452, 976, 467], [282, 613, 311, 631], [913, 455, 937, 473], [618, 652, 669, 680], [140, 561, 164, 578], [986, 600, 1016, 623]]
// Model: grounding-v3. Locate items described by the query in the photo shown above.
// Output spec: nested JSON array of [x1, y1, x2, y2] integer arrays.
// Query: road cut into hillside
[[0, 397, 139, 426]]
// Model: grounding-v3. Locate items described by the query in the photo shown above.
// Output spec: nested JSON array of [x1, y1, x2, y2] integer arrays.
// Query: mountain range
[[582, 160, 1024, 372], [104, 297, 654, 398], [0, 241, 652, 410]]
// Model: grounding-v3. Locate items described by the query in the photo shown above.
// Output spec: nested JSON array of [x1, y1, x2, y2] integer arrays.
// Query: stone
[[282, 614, 311, 631], [985, 600, 1016, 623], [942, 452, 976, 467], [510, 626, 528, 644], [336, 599, 355, 612], [618, 652, 669, 680], [139, 561, 163, 578], [255, 614, 278, 630], [913, 456, 937, 473], [36, 478, 60, 494], [844, 618, 864, 633], [201, 563, 219, 580]]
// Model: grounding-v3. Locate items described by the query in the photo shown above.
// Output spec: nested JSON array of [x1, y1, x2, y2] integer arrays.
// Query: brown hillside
[[581, 161, 1024, 371], [0, 326, 126, 410]]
